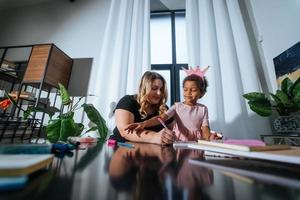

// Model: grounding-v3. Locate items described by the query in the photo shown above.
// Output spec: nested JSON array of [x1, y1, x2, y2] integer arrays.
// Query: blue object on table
[[117, 142, 134, 148], [0, 175, 28, 191], [0, 144, 52, 154], [52, 143, 76, 153]]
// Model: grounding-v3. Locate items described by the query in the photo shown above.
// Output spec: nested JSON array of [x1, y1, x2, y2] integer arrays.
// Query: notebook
[[0, 154, 54, 176], [197, 140, 290, 152]]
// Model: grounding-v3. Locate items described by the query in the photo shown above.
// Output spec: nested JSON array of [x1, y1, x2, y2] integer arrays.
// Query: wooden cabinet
[[0, 44, 73, 142], [23, 44, 73, 89]]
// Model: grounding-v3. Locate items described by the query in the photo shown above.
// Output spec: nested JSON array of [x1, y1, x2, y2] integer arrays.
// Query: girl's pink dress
[[165, 102, 209, 141]]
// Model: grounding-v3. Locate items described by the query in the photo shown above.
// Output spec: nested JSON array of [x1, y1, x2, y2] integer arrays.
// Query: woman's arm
[[115, 109, 175, 144]]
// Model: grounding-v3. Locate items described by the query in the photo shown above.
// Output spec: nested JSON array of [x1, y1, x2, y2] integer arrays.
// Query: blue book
[[0, 144, 52, 154], [0, 175, 28, 191]]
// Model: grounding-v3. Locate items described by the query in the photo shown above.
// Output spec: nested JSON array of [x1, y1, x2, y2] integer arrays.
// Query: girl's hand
[[209, 133, 218, 140], [124, 122, 145, 134], [209, 131, 223, 140]]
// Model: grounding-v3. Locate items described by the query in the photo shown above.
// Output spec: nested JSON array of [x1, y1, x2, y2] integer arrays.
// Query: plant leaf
[[281, 77, 293, 95], [290, 77, 300, 96], [46, 119, 61, 143], [58, 83, 71, 105], [270, 93, 286, 115], [243, 92, 266, 101], [85, 126, 98, 133], [293, 92, 300, 108], [82, 103, 108, 139], [75, 123, 84, 136], [270, 93, 281, 105], [59, 115, 77, 141], [248, 100, 272, 116], [275, 90, 293, 107]]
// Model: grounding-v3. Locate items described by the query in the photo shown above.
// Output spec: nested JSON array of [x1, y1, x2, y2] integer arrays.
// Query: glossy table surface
[[1, 140, 300, 200]]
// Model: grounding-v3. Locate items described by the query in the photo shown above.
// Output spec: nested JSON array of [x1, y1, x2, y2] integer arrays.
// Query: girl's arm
[[125, 113, 170, 132], [201, 126, 220, 140], [201, 126, 211, 140], [201, 107, 216, 140], [115, 109, 175, 144], [141, 113, 169, 129]]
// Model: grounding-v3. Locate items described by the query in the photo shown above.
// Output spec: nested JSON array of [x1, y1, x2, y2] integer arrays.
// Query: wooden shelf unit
[[23, 44, 73, 89], [0, 44, 73, 142]]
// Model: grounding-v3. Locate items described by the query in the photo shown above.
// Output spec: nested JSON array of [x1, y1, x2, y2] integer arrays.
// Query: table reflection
[[109, 143, 213, 200], [2, 141, 300, 200]]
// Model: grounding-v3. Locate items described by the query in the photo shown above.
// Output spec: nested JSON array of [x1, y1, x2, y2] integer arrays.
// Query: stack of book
[[0, 60, 17, 77], [0, 143, 53, 191]]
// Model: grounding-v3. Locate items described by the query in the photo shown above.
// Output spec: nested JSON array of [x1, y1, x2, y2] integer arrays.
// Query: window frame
[[150, 10, 188, 105]]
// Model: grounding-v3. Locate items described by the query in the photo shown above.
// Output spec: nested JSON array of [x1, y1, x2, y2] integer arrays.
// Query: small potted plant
[[243, 77, 300, 133], [5, 83, 108, 142]]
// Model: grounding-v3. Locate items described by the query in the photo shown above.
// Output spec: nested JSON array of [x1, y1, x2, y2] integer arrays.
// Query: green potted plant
[[243, 77, 300, 133], [17, 83, 108, 143]]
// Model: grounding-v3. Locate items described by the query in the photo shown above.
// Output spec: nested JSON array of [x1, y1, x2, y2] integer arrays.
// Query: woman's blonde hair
[[137, 71, 168, 118]]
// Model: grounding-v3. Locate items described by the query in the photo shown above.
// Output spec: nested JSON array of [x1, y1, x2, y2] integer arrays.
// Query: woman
[[111, 71, 175, 145]]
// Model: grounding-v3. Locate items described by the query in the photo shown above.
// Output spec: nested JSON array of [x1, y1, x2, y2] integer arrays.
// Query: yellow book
[[0, 154, 54, 176]]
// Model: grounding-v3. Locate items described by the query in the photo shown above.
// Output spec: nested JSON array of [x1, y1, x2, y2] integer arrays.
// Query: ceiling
[[0, 0, 185, 11], [0, 0, 52, 10], [151, 0, 185, 11], [0, 0, 50, 10]]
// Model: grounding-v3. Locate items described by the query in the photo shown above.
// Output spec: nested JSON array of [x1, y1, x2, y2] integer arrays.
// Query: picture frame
[[273, 41, 300, 87]]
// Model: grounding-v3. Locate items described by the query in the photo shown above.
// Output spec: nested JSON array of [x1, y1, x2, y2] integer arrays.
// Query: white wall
[[0, 0, 111, 132], [1, 0, 298, 94], [0, 0, 111, 86], [1, 0, 299, 136], [247, 0, 300, 92]]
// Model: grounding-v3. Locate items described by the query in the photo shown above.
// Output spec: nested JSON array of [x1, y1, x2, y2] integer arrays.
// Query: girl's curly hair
[[137, 71, 168, 118]]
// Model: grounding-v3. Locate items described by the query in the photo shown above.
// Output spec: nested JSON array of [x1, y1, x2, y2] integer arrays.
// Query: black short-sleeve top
[[111, 95, 173, 141]]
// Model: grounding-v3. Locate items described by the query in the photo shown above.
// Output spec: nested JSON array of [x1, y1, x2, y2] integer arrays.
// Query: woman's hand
[[124, 122, 145, 134], [160, 128, 176, 145]]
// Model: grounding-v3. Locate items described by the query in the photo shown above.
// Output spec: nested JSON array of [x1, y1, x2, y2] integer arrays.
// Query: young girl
[[125, 66, 217, 141]]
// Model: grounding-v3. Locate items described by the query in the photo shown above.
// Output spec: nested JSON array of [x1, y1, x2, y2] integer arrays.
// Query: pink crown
[[182, 66, 209, 79]]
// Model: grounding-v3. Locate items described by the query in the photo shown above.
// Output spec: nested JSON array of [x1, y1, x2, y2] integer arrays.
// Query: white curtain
[[186, 0, 271, 139], [90, 0, 150, 121]]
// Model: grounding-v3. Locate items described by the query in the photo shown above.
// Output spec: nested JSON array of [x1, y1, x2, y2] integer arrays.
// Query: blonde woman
[[111, 71, 175, 145]]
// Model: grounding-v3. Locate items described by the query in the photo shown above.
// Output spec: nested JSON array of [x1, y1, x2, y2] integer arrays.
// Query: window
[[150, 11, 187, 106]]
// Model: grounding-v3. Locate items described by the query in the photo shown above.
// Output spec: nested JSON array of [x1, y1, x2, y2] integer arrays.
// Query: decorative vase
[[273, 115, 300, 134]]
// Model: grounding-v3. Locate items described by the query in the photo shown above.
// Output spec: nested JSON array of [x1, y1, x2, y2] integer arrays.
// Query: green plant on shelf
[[13, 83, 108, 143], [243, 77, 300, 117]]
